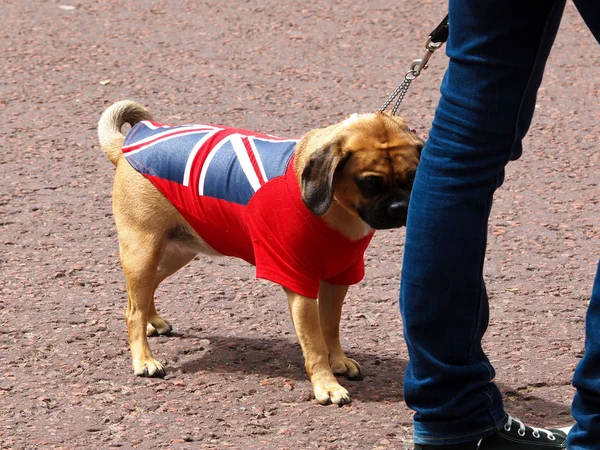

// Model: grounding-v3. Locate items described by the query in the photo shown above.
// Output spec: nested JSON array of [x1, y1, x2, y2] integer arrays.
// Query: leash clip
[[408, 39, 444, 79], [379, 15, 449, 115]]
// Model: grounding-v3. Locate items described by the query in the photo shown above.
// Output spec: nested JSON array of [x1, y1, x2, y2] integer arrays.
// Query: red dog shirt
[[122, 120, 374, 298]]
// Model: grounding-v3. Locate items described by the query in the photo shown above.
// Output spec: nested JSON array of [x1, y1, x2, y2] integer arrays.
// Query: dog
[[97, 100, 422, 405]]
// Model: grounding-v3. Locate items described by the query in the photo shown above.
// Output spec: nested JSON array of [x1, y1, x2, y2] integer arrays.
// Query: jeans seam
[[467, 0, 565, 368], [510, 0, 565, 157], [467, 192, 494, 366]]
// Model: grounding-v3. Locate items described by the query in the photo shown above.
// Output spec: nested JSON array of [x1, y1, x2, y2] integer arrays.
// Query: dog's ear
[[300, 136, 348, 216]]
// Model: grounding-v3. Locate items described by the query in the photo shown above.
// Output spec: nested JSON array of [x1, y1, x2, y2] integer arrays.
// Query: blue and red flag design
[[120, 120, 374, 299], [122, 120, 298, 206]]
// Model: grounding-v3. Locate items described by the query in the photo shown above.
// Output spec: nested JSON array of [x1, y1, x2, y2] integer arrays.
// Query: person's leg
[[566, 5, 600, 447], [400, 0, 567, 445], [572, 0, 600, 43], [568, 261, 600, 449]]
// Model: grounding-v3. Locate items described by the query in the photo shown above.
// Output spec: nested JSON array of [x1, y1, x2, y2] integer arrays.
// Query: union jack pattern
[[123, 121, 298, 206]]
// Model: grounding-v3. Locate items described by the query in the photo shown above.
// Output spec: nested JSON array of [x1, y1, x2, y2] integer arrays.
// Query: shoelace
[[472, 415, 559, 448], [503, 414, 557, 440]]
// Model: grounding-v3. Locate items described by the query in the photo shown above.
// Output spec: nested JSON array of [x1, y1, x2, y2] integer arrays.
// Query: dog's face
[[298, 112, 423, 229]]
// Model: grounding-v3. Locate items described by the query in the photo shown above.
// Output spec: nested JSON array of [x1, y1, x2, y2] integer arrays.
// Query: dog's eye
[[355, 176, 384, 197]]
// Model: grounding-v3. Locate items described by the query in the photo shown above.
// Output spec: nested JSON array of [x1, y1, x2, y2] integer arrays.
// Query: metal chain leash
[[379, 75, 414, 116], [379, 15, 449, 115]]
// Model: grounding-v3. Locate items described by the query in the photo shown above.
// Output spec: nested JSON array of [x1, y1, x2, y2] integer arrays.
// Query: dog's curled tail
[[98, 100, 153, 165]]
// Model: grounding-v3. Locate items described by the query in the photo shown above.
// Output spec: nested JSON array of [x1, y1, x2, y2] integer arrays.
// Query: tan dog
[[98, 100, 422, 405]]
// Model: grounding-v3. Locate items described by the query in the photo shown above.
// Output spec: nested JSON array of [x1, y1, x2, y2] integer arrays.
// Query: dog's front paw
[[312, 378, 351, 406], [146, 316, 173, 337], [330, 355, 362, 380], [133, 358, 166, 378]]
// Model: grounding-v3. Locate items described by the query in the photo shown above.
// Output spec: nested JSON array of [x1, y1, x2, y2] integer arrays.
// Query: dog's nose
[[388, 201, 408, 218]]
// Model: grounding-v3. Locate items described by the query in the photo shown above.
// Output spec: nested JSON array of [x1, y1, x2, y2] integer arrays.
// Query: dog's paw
[[330, 355, 363, 380], [146, 317, 173, 337], [133, 358, 166, 378], [313, 380, 351, 406]]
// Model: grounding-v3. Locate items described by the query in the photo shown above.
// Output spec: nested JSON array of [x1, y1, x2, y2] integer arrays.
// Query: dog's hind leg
[[147, 239, 198, 336], [118, 228, 167, 377]]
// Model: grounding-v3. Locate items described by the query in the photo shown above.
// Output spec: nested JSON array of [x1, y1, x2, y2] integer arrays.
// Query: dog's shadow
[[168, 334, 573, 417], [170, 333, 406, 403]]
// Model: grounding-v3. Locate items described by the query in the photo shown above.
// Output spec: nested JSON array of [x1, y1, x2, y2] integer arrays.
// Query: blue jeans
[[399, 0, 600, 447]]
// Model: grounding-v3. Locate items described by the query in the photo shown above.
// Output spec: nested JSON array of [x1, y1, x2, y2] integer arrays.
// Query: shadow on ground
[[172, 334, 406, 403], [170, 334, 572, 419]]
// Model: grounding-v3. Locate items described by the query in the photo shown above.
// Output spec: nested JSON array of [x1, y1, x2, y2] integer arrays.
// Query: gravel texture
[[1, 1, 599, 448]]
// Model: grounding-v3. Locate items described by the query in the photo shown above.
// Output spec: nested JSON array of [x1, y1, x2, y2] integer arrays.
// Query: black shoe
[[414, 414, 568, 449]]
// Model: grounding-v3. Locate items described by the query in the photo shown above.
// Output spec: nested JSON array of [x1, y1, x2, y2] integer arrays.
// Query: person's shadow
[[170, 333, 572, 422]]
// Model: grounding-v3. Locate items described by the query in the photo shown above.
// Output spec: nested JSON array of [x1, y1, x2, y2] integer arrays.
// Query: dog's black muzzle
[[358, 192, 410, 230]]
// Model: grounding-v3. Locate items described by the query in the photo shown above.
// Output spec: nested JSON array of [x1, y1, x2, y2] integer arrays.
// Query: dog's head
[[296, 112, 423, 230]]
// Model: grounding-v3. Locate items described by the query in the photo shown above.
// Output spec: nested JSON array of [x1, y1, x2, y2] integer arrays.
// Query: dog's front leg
[[318, 282, 362, 380], [285, 288, 351, 406]]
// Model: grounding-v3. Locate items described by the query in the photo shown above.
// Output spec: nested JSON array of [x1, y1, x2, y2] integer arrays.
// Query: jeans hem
[[413, 411, 505, 445]]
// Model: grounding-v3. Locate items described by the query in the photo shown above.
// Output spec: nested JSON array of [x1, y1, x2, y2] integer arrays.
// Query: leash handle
[[379, 15, 449, 115], [429, 14, 449, 44]]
